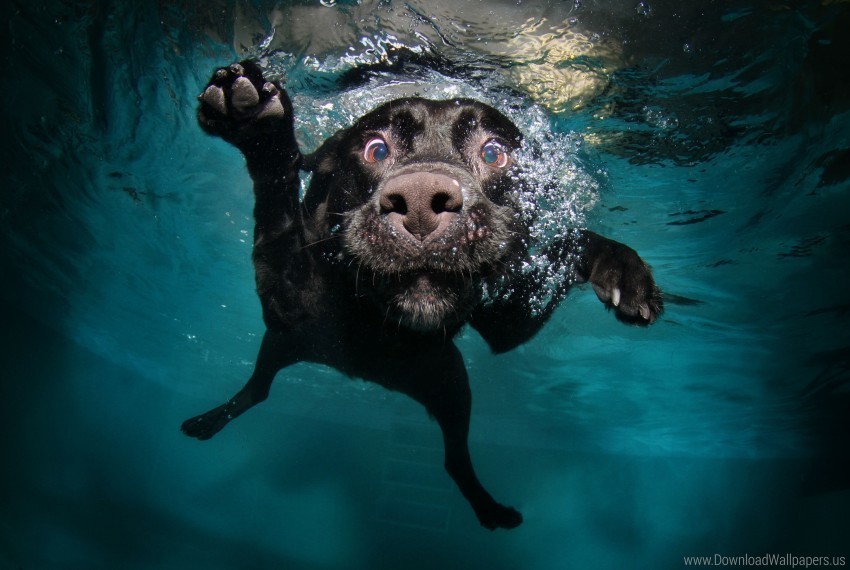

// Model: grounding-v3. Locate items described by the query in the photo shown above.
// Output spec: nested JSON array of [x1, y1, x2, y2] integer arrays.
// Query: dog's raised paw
[[197, 61, 290, 146]]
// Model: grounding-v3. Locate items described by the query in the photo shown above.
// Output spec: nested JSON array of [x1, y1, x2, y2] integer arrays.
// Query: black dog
[[181, 61, 662, 530]]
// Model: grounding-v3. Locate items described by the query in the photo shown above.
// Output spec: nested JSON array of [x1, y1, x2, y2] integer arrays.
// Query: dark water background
[[1, 1, 849, 568]]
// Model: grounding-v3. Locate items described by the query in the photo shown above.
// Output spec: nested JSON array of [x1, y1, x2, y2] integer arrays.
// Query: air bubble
[[635, 1, 651, 17], [644, 105, 679, 130]]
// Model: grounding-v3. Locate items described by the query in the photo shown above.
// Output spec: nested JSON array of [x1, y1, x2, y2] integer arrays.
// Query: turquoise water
[[1, 1, 848, 568]]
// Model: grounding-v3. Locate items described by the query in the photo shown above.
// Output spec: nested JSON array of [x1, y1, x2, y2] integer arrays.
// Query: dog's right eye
[[480, 140, 510, 168], [364, 138, 389, 163]]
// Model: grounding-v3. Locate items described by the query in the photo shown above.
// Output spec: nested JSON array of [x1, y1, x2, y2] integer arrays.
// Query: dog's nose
[[379, 172, 463, 241]]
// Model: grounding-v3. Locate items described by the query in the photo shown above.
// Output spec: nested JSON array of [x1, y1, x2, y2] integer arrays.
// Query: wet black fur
[[182, 60, 663, 530]]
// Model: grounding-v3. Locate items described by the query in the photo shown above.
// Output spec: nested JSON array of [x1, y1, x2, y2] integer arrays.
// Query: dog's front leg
[[181, 329, 294, 440], [196, 60, 303, 236]]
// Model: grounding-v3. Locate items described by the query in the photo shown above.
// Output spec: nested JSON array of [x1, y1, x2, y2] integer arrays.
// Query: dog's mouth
[[344, 204, 514, 273], [344, 211, 496, 331], [363, 270, 471, 332]]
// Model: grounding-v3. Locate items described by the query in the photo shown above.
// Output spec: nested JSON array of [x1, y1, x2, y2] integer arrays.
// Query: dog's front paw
[[197, 60, 291, 147], [587, 240, 663, 325]]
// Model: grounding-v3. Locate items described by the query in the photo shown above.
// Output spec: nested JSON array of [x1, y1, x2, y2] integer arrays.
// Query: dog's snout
[[379, 172, 463, 241]]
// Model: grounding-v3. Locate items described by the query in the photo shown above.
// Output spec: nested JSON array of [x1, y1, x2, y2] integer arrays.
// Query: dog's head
[[305, 98, 528, 332]]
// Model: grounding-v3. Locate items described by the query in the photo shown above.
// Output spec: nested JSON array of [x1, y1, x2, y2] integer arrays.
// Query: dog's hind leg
[[181, 330, 293, 440], [405, 345, 524, 530], [433, 384, 524, 530]]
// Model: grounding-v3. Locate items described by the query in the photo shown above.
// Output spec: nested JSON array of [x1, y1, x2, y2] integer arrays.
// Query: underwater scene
[[1, 0, 849, 568]]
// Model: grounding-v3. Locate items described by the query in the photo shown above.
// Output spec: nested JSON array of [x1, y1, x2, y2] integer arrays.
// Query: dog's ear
[[302, 129, 348, 173], [302, 129, 349, 216]]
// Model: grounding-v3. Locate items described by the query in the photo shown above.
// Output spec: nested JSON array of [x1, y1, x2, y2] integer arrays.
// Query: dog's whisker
[[355, 261, 362, 296], [299, 234, 340, 250]]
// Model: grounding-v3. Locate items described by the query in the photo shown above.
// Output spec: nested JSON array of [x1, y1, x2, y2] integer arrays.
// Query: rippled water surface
[[2, 1, 849, 568]]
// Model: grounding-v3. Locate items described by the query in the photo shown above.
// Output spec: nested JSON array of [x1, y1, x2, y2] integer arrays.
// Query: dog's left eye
[[364, 137, 390, 163], [480, 140, 509, 168]]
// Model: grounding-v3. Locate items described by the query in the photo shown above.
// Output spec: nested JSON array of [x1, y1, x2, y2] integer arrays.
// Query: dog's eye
[[480, 140, 509, 168], [364, 137, 390, 163]]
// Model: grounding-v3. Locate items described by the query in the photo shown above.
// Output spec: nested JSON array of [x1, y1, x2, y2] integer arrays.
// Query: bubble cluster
[[643, 105, 679, 131], [501, 104, 599, 314]]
